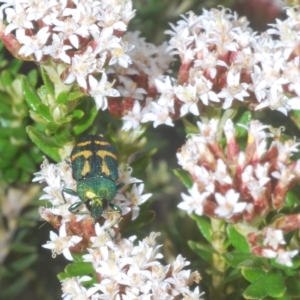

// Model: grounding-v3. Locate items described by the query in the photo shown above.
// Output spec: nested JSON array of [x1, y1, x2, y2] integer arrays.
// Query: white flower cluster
[[177, 119, 300, 223], [108, 31, 174, 130], [247, 226, 298, 267], [0, 0, 135, 107], [33, 158, 151, 226], [166, 6, 300, 114], [121, 6, 300, 130], [60, 230, 203, 299]]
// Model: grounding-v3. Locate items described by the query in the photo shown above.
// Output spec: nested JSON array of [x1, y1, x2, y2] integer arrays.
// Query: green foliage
[[22, 68, 99, 162], [173, 169, 193, 189], [0, 64, 42, 184], [58, 261, 95, 281]]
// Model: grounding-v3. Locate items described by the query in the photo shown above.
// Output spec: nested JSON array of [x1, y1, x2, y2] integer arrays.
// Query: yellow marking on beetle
[[86, 190, 97, 199], [71, 150, 93, 161], [92, 198, 102, 205], [95, 140, 111, 147], [101, 160, 111, 176], [81, 160, 91, 176], [76, 140, 92, 147], [96, 150, 117, 160]]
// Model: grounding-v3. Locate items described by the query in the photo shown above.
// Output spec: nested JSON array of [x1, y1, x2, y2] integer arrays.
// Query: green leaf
[[1, 70, 13, 86], [27, 69, 38, 86], [190, 214, 212, 242], [54, 127, 73, 146], [73, 104, 98, 135], [3, 168, 19, 183], [188, 240, 213, 264], [227, 225, 250, 253], [223, 252, 266, 269], [243, 278, 268, 299], [9, 59, 23, 74], [41, 67, 55, 97], [235, 111, 252, 138], [223, 268, 242, 285], [0, 100, 12, 115], [17, 153, 36, 173], [68, 90, 86, 101], [10, 253, 38, 272], [36, 103, 53, 122], [0, 277, 29, 298], [57, 91, 69, 104], [130, 148, 157, 175], [10, 242, 36, 253], [285, 277, 300, 297], [0, 142, 18, 159], [182, 117, 199, 134], [242, 269, 265, 283], [65, 262, 94, 277], [45, 121, 60, 135], [285, 190, 300, 207], [123, 210, 156, 233], [291, 110, 300, 130], [72, 109, 84, 120], [173, 168, 193, 189], [265, 271, 286, 298], [22, 76, 42, 112], [26, 126, 61, 161]]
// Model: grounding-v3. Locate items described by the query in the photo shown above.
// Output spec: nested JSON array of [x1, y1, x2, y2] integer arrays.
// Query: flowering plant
[[1, 0, 300, 299]]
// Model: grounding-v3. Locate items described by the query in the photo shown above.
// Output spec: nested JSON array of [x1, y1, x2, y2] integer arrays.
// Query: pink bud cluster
[[116, 6, 300, 130], [166, 6, 300, 115], [177, 119, 300, 223], [247, 225, 298, 267]]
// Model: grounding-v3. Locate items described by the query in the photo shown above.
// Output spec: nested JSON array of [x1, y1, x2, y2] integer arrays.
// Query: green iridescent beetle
[[62, 135, 123, 223]]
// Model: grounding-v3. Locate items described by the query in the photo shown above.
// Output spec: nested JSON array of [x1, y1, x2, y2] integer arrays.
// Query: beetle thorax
[[76, 176, 117, 202]]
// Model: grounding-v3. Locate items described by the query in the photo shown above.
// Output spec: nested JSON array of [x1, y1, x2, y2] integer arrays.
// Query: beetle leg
[[62, 188, 78, 204], [68, 201, 91, 216], [108, 203, 122, 227], [62, 188, 89, 215], [64, 159, 72, 167], [116, 182, 124, 190]]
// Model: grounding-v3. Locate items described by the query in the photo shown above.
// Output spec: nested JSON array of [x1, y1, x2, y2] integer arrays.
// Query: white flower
[[194, 75, 220, 106], [88, 74, 120, 110], [275, 249, 298, 267], [118, 76, 147, 100], [80, 232, 201, 298], [61, 276, 94, 300], [109, 41, 134, 68], [178, 184, 209, 216], [182, 286, 205, 300], [118, 165, 142, 186], [17, 27, 51, 61], [52, 17, 83, 48], [214, 189, 247, 219], [42, 223, 82, 260], [218, 71, 249, 109], [126, 184, 152, 220], [64, 50, 97, 88], [176, 84, 199, 116], [43, 33, 72, 64], [155, 76, 176, 109], [4, 3, 33, 34], [141, 102, 174, 128], [263, 227, 285, 249], [122, 100, 142, 131], [90, 223, 113, 248]]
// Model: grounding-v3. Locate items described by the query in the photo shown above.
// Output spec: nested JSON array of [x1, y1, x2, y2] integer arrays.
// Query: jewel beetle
[[62, 134, 123, 223]]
